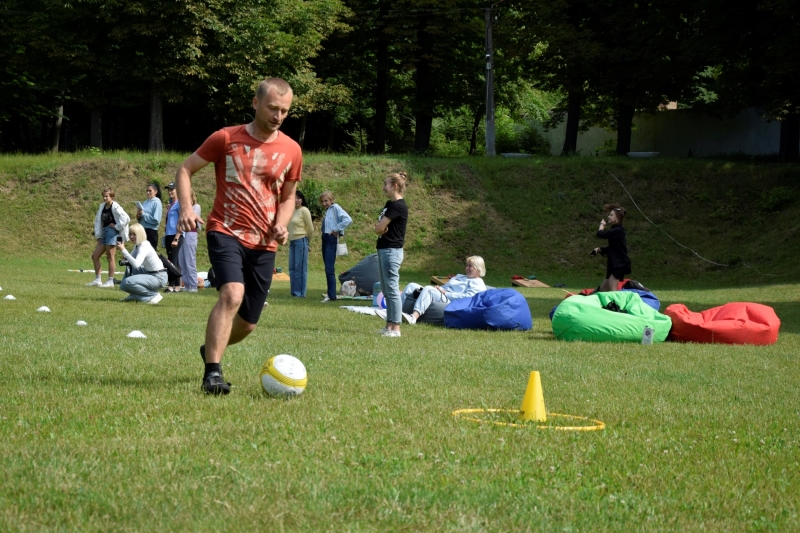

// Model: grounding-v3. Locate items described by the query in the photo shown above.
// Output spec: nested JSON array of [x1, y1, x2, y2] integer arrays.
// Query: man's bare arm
[[176, 153, 210, 231], [271, 181, 297, 245]]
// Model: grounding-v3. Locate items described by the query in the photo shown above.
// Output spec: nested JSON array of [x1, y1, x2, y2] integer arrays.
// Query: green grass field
[[0, 153, 799, 530], [0, 257, 798, 531]]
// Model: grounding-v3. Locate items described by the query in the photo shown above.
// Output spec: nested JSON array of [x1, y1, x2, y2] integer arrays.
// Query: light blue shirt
[[322, 203, 352, 235], [139, 197, 163, 230], [441, 275, 487, 300], [165, 200, 180, 235]]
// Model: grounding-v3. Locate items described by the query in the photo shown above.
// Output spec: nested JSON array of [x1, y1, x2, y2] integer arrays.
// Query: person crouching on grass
[[117, 223, 167, 303], [374, 172, 409, 337], [591, 203, 631, 292], [87, 187, 130, 288]]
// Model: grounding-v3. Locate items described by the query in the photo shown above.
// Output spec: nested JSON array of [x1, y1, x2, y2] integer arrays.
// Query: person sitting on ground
[[591, 203, 631, 292], [117, 223, 167, 304], [400, 256, 487, 324]]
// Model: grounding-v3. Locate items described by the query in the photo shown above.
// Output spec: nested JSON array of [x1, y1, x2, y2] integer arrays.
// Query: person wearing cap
[[163, 182, 183, 292], [174, 77, 302, 395]]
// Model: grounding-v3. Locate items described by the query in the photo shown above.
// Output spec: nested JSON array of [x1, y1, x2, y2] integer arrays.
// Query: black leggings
[[145, 228, 159, 251], [165, 234, 183, 287]]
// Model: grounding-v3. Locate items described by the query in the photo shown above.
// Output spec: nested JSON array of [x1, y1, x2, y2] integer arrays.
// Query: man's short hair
[[256, 78, 293, 99]]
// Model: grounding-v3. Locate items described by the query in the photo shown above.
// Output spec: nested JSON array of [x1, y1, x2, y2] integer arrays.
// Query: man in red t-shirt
[[175, 77, 302, 395]]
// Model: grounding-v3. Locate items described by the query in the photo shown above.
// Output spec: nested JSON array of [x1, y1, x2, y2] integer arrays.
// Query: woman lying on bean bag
[[398, 256, 487, 325]]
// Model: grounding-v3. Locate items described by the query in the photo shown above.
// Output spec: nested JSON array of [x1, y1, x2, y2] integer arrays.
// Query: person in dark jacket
[[592, 204, 631, 292]]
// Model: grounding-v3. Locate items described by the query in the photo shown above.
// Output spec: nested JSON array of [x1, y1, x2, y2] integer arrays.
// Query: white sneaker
[[375, 309, 387, 320], [381, 330, 401, 337], [402, 312, 417, 325], [146, 293, 163, 305], [321, 296, 331, 303], [376, 328, 389, 335], [101, 279, 115, 288], [86, 279, 102, 287]]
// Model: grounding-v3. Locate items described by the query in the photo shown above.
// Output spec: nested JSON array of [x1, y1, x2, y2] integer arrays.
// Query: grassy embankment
[[1, 152, 798, 286], [0, 153, 798, 531]]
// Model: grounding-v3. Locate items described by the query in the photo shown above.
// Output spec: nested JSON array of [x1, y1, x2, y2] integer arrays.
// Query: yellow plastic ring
[[452, 408, 605, 431]]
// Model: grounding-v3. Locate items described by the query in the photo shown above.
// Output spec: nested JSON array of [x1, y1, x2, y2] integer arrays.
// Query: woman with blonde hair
[[87, 187, 130, 287], [373, 172, 409, 337], [399, 256, 487, 324], [319, 190, 352, 302], [117, 223, 167, 304]]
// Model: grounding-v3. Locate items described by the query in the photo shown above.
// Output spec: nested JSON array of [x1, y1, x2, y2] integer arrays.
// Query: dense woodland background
[[2, 0, 799, 157]]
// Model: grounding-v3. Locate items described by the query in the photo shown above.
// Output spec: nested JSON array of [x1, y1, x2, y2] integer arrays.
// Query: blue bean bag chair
[[444, 289, 532, 331], [551, 291, 672, 343], [622, 288, 660, 311]]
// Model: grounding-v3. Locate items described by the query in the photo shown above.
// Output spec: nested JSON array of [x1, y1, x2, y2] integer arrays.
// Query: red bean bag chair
[[665, 302, 780, 345]]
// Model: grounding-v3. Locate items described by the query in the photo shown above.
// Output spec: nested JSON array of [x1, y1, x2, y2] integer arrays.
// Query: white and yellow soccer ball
[[260, 354, 307, 397]]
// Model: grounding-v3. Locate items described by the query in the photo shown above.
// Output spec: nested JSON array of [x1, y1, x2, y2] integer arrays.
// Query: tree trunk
[[298, 114, 307, 149], [562, 90, 582, 155], [615, 101, 635, 155], [90, 106, 102, 149], [469, 105, 483, 155], [50, 105, 63, 153], [328, 115, 336, 152], [412, 16, 435, 154], [149, 86, 164, 152], [372, 3, 389, 154], [779, 112, 800, 159]]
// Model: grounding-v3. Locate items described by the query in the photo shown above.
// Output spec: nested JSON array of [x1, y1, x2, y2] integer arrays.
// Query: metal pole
[[485, 8, 496, 156]]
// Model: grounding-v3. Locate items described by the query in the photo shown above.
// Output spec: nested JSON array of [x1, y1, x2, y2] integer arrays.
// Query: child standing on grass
[[87, 187, 130, 288], [592, 203, 631, 292], [319, 190, 352, 303], [374, 172, 408, 337]]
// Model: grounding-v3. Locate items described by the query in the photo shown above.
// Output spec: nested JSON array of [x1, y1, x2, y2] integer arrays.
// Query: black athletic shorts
[[207, 231, 275, 325]]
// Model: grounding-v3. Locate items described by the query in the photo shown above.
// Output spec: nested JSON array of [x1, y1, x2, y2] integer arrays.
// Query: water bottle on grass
[[642, 326, 654, 345]]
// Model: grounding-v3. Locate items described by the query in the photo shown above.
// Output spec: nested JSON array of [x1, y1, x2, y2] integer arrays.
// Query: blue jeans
[[377, 248, 404, 324], [102, 226, 119, 246], [289, 237, 309, 297], [321, 233, 338, 299], [120, 267, 167, 301], [401, 282, 449, 316]]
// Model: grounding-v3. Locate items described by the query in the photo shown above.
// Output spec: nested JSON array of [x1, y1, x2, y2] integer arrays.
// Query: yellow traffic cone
[[518, 371, 547, 422]]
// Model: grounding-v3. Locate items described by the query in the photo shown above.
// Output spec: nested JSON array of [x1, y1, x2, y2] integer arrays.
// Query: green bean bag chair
[[552, 291, 672, 343]]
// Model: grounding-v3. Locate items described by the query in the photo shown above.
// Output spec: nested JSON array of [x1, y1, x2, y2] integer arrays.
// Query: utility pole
[[484, 8, 496, 156]]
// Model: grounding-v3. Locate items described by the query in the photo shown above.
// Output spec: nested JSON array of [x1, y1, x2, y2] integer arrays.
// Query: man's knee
[[218, 283, 245, 308]]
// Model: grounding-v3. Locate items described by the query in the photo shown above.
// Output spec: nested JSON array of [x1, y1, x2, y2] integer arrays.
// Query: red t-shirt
[[196, 126, 302, 251]]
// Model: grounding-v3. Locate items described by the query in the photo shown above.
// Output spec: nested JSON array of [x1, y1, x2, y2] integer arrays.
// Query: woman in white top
[[400, 256, 487, 324], [117, 223, 167, 304], [87, 187, 130, 288]]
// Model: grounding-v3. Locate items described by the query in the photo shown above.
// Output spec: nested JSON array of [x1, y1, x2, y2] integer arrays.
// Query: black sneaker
[[202, 372, 230, 395], [200, 345, 230, 384]]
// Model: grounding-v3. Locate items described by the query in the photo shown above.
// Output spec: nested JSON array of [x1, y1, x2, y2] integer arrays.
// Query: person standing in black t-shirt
[[374, 172, 409, 337], [592, 203, 631, 292]]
